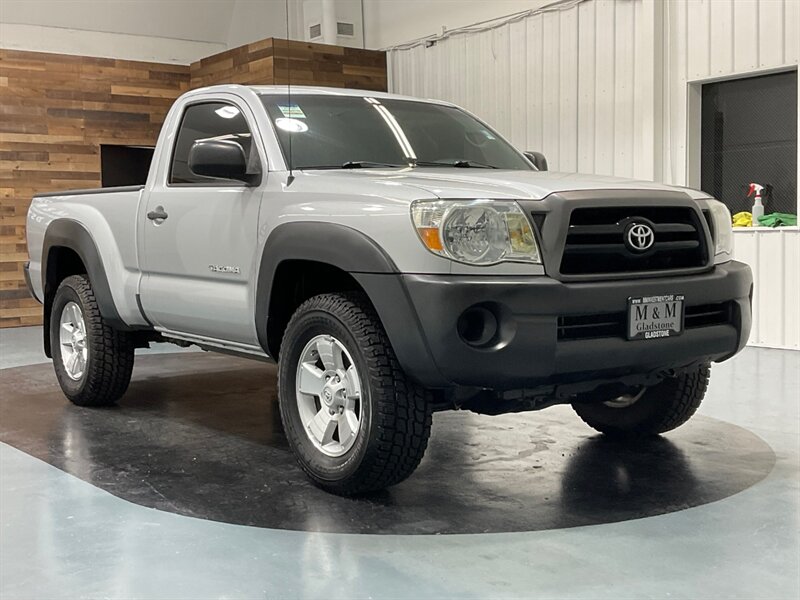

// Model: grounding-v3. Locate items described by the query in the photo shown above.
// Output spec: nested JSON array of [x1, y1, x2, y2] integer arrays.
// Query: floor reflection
[[561, 436, 697, 519], [0, 353, 776, 534]]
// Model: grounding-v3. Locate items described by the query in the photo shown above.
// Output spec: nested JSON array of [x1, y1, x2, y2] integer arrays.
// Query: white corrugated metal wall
[[663, 0, 800, 350], [390, 0, 659, 179], [664, 0, 798, 187], [387, 0, 800, 350]]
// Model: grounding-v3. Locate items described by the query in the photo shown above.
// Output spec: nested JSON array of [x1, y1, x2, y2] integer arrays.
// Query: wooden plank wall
[[0, 39, 387, 328], [272, 39, 388, 91], [0, 49, 190, 327], [189, 38, 388, 91]]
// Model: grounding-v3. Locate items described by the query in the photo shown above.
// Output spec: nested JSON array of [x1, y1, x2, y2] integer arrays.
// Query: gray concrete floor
[[1, 326, 798, 599]]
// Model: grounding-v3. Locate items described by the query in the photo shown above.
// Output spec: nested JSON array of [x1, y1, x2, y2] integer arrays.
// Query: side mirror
[[523, 151, 548, 171], [188, 140, 260, 184]]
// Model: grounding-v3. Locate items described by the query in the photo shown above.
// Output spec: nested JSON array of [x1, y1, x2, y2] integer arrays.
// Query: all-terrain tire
[[572, 364, 711, 438], [50, 274, 135, 406], [277, 292, 432, 496]]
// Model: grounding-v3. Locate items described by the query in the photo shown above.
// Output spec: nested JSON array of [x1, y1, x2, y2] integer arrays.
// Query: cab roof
[[251, 85, 454, 106], [184, 83, 457, 108]]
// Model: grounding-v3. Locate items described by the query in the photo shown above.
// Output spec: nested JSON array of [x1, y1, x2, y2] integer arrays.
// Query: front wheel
[[572, 364, 711, 438], [277, 292, 432, 496]]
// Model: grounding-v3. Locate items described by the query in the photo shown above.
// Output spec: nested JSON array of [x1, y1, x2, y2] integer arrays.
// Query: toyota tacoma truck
[[25, 85, 752, 495]]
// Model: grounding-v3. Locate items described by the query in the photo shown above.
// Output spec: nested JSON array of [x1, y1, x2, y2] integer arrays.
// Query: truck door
[[139, 99, 263, 346]]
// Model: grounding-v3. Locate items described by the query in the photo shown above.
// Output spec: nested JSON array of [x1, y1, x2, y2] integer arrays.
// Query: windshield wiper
[[298, 161, 408, 170], [341, 161, 409, 169], [413, 159, 498, 169]]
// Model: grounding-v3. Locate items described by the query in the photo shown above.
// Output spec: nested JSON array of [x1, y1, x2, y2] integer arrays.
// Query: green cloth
[[757, 212, 797, 227]]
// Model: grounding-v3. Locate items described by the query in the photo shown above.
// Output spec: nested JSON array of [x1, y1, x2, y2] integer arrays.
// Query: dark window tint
[[170, 102, 255, 184], [701, 71, 797, 215], [261, 94, 532, 171]]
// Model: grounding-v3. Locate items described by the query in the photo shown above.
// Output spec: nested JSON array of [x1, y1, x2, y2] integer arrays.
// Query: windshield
[[260, 94, 533, 170]]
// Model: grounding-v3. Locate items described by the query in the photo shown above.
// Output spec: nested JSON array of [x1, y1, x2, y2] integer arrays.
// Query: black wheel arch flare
[[41, 219, 129, 356], [254, 222, 439, 379], [255, 222, 398, 354]]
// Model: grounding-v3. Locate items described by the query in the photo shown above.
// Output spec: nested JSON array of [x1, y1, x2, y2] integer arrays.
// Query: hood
[[300, 168, 709, 201]]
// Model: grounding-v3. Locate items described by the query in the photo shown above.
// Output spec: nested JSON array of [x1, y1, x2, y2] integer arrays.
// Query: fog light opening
[[457, 306, 499, 347]]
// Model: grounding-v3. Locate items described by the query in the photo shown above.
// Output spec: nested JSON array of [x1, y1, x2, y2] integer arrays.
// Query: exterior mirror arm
[[523, 151, 548, 171]]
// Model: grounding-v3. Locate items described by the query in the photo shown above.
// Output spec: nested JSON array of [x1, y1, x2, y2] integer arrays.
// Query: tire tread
[[279, 292, 432, 495], [53, 275, 134, 406], [573, 364, 710, 437]]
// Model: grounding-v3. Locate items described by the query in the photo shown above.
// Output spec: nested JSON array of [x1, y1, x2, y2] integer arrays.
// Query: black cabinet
[[701, 70, 797, 216]]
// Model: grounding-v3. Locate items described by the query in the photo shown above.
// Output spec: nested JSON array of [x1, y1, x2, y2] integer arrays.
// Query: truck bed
[[32, 185, 145, 199], [26, 185, 147, 327]]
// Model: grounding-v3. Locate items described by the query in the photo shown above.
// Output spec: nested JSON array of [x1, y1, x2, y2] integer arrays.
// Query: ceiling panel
[[0, 0, 238, 43]]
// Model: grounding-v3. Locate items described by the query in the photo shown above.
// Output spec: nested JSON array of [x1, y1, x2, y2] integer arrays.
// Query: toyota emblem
[[625, 223, 655, 252]]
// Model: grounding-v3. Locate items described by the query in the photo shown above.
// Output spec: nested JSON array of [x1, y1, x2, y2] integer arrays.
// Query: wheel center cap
[[322, 388, 333, 405]]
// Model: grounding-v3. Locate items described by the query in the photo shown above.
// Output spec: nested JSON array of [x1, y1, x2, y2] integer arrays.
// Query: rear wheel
[[50, 274, 135, 406], [277, 292, 432, 496], [572, 364, 711, 438]]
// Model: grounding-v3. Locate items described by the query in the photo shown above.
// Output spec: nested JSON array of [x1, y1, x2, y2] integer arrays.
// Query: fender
[[42, 220, 129, 356], [255, 221, 398, 354]]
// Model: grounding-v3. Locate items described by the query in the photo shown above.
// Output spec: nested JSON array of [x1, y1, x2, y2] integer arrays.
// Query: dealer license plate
[[627, 294, 684, 340]]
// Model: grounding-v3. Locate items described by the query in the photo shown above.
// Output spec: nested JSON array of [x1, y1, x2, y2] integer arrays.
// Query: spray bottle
[[748, 183, 765, 226]]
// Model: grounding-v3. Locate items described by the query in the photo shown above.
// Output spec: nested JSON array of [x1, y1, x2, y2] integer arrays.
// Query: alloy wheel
[[59, 301, 88, 381], [295, 334, 363, 457]]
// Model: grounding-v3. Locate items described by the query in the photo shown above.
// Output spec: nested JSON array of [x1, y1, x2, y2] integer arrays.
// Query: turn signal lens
[[706, 199, 733, 262], [418, 226, 443, 251], [506, 212, 538, 255], [411, 200, 541, 265]]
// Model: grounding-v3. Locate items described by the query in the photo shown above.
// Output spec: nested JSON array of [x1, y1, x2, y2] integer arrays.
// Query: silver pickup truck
[[25, 84, 752, 495]]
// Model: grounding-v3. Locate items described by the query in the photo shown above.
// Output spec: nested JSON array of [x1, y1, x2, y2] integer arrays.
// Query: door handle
[[147, 206, 168, 221]]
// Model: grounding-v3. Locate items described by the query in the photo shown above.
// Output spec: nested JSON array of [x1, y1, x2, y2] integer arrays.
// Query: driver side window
[[169, 102, 256, 184]]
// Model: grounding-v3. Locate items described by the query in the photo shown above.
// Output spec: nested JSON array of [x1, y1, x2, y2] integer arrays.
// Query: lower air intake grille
[[683, 302, 732, 329], [557, 312, 626, 341], [557, 302, 734, 341]]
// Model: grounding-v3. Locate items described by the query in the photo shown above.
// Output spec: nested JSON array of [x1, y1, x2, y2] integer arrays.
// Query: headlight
[[706, 199, 733, 262], [411, 200, 541, 265]]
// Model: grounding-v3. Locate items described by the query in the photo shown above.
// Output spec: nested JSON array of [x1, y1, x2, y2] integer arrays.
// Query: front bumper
[[356, 261, 752, 389]]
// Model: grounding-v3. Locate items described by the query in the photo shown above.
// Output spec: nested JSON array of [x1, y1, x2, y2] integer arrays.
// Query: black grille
[[557, 302, 733, 341], [560, 207, 709, 276]]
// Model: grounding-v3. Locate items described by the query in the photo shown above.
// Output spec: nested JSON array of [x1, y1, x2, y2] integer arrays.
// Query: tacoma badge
[[208, 265, 241, 274]]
